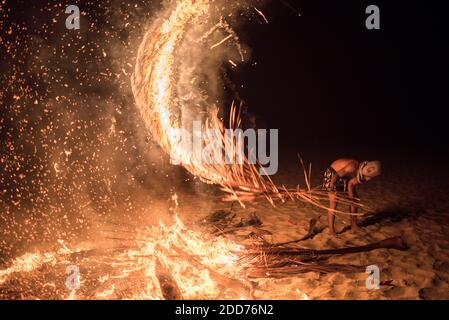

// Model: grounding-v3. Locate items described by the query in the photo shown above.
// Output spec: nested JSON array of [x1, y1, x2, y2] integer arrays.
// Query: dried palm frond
[[195, 103, 369, 215]]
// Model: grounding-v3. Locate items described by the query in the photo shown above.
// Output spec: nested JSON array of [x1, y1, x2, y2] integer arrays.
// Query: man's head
[[357, 161, 381, 183]]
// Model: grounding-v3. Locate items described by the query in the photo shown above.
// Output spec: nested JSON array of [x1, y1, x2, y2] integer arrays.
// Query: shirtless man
[[322, 159, 381, 236]]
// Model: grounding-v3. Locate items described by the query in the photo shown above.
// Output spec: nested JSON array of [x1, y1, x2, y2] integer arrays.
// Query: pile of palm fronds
[[237, 237, 409, 278]]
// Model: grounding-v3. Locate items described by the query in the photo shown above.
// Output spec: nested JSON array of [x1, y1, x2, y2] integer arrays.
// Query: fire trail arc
[[131, 0, 367, 213], [132, 0, 224, 184]]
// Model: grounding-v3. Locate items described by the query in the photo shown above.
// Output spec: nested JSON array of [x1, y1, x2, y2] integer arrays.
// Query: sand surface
[[174, 151, 449, 300], [1, 150, 448, 300]]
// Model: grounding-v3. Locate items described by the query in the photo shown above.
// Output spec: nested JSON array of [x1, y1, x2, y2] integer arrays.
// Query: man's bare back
[[330, 159, 359, 179]]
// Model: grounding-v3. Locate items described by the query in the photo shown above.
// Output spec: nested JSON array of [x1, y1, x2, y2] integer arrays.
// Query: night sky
[[231, 0, 448, 153]]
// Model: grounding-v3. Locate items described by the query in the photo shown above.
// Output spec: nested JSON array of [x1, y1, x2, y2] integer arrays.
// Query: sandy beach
[[3, 149, 447, 300], [170, 149, 449, 300]]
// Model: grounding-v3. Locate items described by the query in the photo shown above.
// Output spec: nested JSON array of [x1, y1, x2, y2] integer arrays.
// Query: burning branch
[[155, 258, 184, 300], [238, 237, 410, 278]]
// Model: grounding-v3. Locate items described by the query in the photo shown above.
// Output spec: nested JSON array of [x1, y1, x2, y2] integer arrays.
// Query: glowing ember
[[0, 0, 313, 301]]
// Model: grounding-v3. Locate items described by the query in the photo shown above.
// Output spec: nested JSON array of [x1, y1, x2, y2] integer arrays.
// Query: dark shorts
[[323, 167, 350, 192]]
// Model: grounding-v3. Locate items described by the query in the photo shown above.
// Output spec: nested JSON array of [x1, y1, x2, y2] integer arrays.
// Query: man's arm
[[348, 178, 359, 214], [348, 178, 360, 231]]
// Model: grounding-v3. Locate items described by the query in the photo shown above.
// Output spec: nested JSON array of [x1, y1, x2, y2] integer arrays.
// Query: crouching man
[[323, 159, 381, 237]]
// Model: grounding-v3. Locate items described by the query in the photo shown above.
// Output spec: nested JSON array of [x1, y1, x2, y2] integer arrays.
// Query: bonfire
[[0, 0, 410, 300]]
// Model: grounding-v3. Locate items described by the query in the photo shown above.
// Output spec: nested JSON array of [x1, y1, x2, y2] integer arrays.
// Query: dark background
[[230, 0, 448, 154], [2, 0, 448, 156]]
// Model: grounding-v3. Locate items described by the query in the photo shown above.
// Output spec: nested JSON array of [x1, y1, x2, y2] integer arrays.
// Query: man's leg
[[349, 189, 360, 232], [350, 214, 360, 231], [328, 192, 338, 236]]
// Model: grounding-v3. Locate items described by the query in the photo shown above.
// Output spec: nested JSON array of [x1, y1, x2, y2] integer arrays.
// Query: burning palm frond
[[194, 103, 369, 215], [131, 0, 369, 216]]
